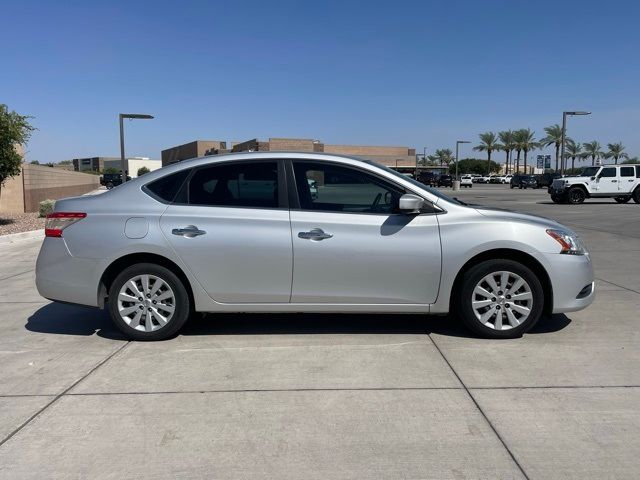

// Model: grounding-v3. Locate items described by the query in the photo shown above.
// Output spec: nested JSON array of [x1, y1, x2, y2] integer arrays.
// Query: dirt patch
[[0, 212, 45, 236]]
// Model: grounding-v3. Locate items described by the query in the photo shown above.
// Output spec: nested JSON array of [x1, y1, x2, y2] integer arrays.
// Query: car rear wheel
[[633, 188, 640, 204], [455, 259, 544, 339], [614, 196, 631, 204], [567, 186, 586, 204], [108, 263, 191, 340]]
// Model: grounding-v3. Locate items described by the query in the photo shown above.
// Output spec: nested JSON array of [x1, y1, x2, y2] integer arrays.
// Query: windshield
[[580, 166, 600, 177], [363, 160, 463, 205]]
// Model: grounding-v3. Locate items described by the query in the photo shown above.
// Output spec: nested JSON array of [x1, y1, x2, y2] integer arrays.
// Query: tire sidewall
[[456, 259, 545, 339], [108, 263, 191, 340], [568, 187, 585, 204]]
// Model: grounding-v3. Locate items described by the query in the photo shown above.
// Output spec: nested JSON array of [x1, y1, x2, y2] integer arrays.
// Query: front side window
[[187, 162, 279, 208], [581, 166, 600, 177], [293, 162, 403, 214], [620, 166, 634, 177], [599, 167, 617, 178]]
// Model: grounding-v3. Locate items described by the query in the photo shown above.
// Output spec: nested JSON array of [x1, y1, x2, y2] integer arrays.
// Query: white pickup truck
[[549, 164, 640, 204]]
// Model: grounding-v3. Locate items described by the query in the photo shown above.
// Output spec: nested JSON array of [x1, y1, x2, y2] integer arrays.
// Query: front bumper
[[36, 238, 103, 307], [541, 252, 595, 313]]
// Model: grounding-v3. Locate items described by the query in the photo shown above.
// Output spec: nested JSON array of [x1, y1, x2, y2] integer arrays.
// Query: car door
[[287, 160, 442, 304], [619, 166, 636, 193], [159, 160, 292, 303], [595, 166, 619, 194]]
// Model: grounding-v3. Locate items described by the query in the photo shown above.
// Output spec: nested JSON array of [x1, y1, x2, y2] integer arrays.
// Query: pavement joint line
[[0, 269, 34, 282], [594, 277, 640, 295], [0, 340, 131, 449], [426, 334, 531, 480]]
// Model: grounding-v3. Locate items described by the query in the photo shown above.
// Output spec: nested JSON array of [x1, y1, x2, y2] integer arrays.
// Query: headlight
[[546, 229, 587, 255]]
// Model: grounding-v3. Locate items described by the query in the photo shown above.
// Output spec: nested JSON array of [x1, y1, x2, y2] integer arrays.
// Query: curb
[[0, 229, 44, 246]]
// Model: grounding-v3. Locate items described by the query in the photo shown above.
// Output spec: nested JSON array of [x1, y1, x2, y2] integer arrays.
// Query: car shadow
[[537, 201, 617, 205], [25, 303, 572, 339], [26, 302, 127, 340]]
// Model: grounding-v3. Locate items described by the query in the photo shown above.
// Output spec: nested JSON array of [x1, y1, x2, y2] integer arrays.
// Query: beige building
[[161, 137, 416, 167]]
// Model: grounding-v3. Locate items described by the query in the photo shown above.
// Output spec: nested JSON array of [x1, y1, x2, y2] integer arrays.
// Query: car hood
[[473, 206, 568, 231]]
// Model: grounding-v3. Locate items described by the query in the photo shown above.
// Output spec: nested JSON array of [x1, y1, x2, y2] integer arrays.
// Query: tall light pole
[[560, 111, 590, 174], [119, 113, 154, 182], [455, 140, 471, 181]]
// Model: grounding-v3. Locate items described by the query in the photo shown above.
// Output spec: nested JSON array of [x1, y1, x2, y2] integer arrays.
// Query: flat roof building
[[161, 137, 416, 167]]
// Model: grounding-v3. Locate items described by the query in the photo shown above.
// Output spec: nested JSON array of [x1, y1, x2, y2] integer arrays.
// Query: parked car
[[471, 174, 482, 183], [510, 174, 538, 189], [460, 175, 473, 188], [549, 164, 640, 204], [536, 172, 562, 189], [36, 152, 594, 340], [437, 174, 453, 187], [417, 171, 438, 187], [489, 175, 504, 184], [502, 174, 513, 184], [100, 173, 130, 189]]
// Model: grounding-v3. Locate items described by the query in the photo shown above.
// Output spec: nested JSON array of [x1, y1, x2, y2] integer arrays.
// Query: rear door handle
[[298, 228, 333, 241], [172, 225, 206, 238]]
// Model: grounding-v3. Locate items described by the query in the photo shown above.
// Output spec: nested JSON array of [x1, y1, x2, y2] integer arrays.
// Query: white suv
[[549, 164, 640, 204], [460, 175, 473, 188]]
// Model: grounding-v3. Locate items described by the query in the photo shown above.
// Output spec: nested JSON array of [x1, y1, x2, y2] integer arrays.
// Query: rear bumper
[[35, 238, 102, 307]]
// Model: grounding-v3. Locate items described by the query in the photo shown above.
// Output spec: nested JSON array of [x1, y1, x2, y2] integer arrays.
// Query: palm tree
[[605, 142, 628, 164], [513, 130, 524, 173], [473, 132, 500, 175], [564, 139, 582, 172], [514, 128, 538, 173], [428, 148, 454, 166], [583, 141, 604, 166], [498, 130, 515, 174], [540, 124, 564, 172]]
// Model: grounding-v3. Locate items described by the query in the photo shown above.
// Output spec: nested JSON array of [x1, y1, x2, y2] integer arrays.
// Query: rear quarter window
[[144, 169, 191, 203]]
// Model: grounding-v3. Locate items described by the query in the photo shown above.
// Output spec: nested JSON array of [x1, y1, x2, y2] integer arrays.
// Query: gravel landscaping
[[0, 212, 45, 236]]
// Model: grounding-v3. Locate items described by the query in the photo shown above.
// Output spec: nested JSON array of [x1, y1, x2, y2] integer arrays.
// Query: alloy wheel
[[471, 271, 533, 330], [117, 274, 175, 332]]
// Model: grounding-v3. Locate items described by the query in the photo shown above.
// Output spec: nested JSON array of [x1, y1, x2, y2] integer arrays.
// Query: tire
[[614, 196, 631, 204], [550, 194, 566, 204], [454, 259, 544, 339], [106, 182, 114, 190], [567, 186, 586, 204], [633, 188, 640, 204], [108, 263, 191, 341], [510, 184, 514, 189]]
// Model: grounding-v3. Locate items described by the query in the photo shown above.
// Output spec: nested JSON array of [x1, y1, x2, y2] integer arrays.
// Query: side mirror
[[398, 193, 424, 214]]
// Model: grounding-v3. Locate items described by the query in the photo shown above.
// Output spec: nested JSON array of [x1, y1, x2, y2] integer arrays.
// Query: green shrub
[[39, 199, 55, 217]]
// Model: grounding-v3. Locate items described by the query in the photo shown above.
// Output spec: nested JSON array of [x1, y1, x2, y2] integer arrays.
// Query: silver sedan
[[36, 152, 594, 340]]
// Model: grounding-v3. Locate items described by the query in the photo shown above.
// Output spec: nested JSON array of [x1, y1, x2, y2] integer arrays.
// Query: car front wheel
[[455, 259, 544, 339], [108, 263, 191, 340], [550, 194, 566, 204], [567, 187, 586, 204]]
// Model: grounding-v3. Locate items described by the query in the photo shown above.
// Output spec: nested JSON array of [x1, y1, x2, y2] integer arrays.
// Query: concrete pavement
[[0, 185, 638, 479]]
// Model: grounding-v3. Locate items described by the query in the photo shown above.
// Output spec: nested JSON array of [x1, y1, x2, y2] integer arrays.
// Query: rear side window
[[187, 161, 279, 208], [145, 169, 190, 202], [620, 167, 634, 177], [599, 167, 617, 178]]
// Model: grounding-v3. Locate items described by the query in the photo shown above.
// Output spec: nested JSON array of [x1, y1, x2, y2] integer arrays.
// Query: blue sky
[[2, 0, 639, 163]]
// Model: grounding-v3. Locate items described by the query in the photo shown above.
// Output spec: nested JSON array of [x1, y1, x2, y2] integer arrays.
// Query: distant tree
[[605, 142, 628, 164], [103, 167, 120, 174], [429, 148, 455, 166], [137, 166, 151, 176], [0, 104, 35, 196], [30, 160, 40, 165], [621, 156, 638, 164], [583, 141, 604, 166], [514, 128, 539, 173], [563, 139, 582, 172], [498, 130, 515, 174], [540, 124, 566, 171], [473, 132, 500, 175], [58, 159, 72, 165], [450, 158, 501, 175]]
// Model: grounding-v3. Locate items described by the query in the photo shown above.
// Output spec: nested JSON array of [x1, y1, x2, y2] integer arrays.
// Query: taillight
[[45, 212, 87, 238]]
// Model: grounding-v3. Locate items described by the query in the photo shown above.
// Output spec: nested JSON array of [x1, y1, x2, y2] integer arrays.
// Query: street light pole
[[455, 140, 470, 181], [119, 113, 154, 182], [560, 111, 590, 175]]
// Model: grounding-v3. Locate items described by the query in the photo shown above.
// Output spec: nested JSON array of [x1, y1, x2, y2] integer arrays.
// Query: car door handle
[[611, 180, 618, 182], [172, 225, 206, 238], [298, 228, 333, 241]]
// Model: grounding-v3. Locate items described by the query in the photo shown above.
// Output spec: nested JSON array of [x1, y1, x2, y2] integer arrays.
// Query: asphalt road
[[0, 185, 638, 479]]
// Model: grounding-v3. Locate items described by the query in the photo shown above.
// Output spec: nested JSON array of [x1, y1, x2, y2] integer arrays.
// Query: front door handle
[[298, 228, 333, 241], [172, 225, 206, 238], [611, 180, 618, 182]]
